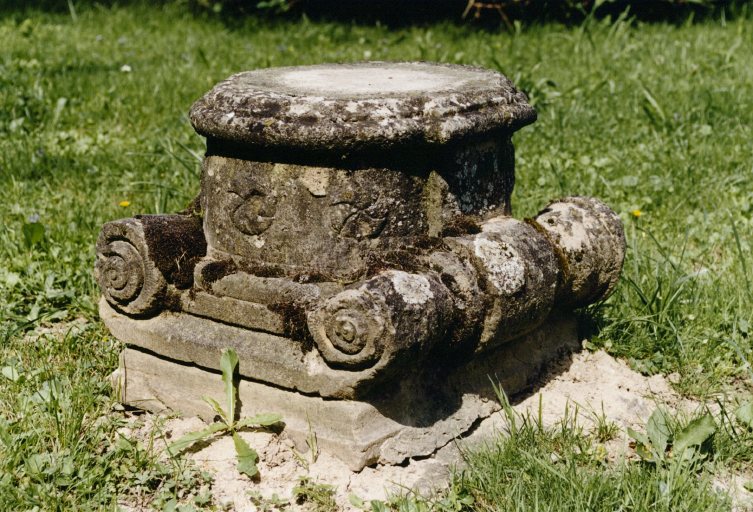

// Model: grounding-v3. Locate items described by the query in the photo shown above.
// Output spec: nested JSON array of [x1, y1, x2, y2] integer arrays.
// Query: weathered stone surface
[[112, 315, 577, 471], [195, 266, 341, 305], [97, 62, 627, 468], [112, 348, 393, 471], [99, 197, 625, 397], [199, 147, 514, 280], [95, 214, 205, 316], [449, 216, 560, 350], [190, 62, 536, 152], [100, 298, 371, 399], [534, 196, 626, 307], [201, 157, 429, 279], [307, 270, 455, 369]]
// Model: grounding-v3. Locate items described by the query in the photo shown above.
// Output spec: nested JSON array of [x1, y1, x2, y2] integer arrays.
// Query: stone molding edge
[[189, 62, 536, 151], [112, 315, 578, 471]]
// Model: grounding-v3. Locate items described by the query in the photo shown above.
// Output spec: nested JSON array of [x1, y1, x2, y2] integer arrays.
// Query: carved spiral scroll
[[100, 240, 145, 304], [307, 289, 392, 369], [308, 271, 455, 371], [95, 219, 167, 316]]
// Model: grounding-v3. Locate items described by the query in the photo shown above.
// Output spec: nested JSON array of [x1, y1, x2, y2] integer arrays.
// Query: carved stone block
[[97, 62, 626, 469]]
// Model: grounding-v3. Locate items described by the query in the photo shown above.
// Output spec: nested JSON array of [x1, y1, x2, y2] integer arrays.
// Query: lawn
[[1, 2, 752, 510]]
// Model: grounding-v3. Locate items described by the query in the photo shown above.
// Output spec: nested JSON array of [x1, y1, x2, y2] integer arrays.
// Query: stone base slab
[[112, 315, 578, 471]]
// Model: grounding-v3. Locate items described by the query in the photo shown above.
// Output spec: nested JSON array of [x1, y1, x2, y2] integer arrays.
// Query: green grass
[[381, 397, 753, 511], [1, 3, 752, 509], [420, 410, 729, 512]]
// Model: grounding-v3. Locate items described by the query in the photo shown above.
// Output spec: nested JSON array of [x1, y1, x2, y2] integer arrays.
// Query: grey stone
[[99, 192, 624, 397], [198, 147, 515, 281], [100, 298, 369, 399], [95, 62, 627, 468], [95, 214, 205, 315], [534, 196, 627, 307], [112, 315, 578, 471], [189, 62, 536, 152]]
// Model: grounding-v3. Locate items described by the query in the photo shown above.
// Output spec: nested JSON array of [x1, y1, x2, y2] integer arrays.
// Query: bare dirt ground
[[118, 349, 753, 511]]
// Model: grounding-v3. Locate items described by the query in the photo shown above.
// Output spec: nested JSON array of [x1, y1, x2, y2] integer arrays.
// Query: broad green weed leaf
[[60, 456, 75, 476], [735, 402, 753, 428], [22, 222, 45, 248], [233, 432, 259, 478], [349, 494, 365, 508], [202, 396, 228, 424], [26, 304, 40, 322], [370, 501, 388, 512], [115, 434, 135, 453], [459, 494, 475, 505], [647, 407, 671, 455], [1, 366, 19, 382], [32, 379, 62, 405], [25, 453, 50, 477], [167, 422, 226, 455], [635, 443, 655, 463], [220, 348, 239, 423], [235, 413, 283, 429], [627, 427, 654, 462], [673, 413, 716, 456], [3, 271, 20, 287], [627, 427, 649, 447]]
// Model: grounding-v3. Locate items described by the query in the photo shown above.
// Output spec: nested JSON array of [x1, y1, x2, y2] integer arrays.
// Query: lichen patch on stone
[[189, 62, 536, 151], [387, 270, 434, 305], [298, 167, 330, 197], [540, 203, 590, 251], [473, 236, 526, 296]]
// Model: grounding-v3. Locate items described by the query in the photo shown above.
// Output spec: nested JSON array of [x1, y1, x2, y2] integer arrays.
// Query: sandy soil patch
[[119, 349, 748, 511]]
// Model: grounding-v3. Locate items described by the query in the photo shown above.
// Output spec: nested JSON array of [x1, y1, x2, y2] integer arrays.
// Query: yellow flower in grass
[[631, 209, 642, 218], [119, 200, 131, 207]]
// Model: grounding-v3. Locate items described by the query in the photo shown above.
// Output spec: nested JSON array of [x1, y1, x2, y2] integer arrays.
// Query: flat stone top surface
[[226, 63, 502, 98], [190, 62, 536, 151]]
